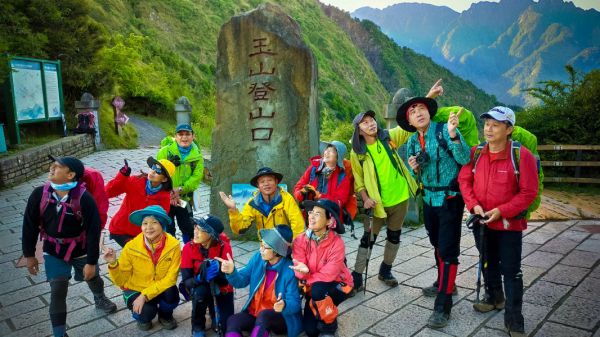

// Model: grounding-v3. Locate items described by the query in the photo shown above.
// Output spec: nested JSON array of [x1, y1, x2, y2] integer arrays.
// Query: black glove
[[167, 153, 181, 167], [119, 159, 131, 176]]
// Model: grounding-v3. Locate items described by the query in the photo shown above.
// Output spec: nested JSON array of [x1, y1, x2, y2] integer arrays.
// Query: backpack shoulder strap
[[510, 141, 521, 183], [435, 122, 449, 152], [309, 166, 317, 184], [471, 142, 487, 174], [68, 183, 87, 222], [39, 182, 53, 221]]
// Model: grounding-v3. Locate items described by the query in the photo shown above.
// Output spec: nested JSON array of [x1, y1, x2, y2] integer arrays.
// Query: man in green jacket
[[350, 110, 419, 290], [157, 124, 204, 243]]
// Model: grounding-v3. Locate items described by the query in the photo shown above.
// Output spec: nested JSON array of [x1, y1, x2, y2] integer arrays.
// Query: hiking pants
[[423, 197, 463, 312], [168, 204, 194, 243], [45, 254, 103, 337], [226, 309, 287, 335], [124, 285, 179, 323], [191, 284, 234, 332]]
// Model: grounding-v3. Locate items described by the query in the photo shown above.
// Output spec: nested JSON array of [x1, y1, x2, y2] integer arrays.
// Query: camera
[[415, 151, 430, 165]]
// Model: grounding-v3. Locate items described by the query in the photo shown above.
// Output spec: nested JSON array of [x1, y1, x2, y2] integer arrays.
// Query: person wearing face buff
[[22, 156, 117, 337], [105, 157, 175, 247], [103, 205, 181, 331], [215, 225, 302, 337], [291, 199, 353, 337], [157, 123, 204, 243]]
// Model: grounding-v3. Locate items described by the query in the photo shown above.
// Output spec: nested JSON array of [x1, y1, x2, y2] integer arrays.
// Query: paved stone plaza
[[0, 148, 599, 337]]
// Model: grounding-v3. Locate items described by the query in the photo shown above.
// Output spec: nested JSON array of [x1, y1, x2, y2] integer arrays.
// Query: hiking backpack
[[471, 140, 543, 217], [39, 182, 87, 261], [74, 111, 96, 134]]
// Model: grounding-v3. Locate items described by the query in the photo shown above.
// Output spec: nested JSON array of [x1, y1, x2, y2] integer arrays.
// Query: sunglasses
[[151, 164, 163, 175]]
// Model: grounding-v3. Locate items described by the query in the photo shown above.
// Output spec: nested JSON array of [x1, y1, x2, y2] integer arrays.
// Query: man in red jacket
[[458, 106, 538, 337]]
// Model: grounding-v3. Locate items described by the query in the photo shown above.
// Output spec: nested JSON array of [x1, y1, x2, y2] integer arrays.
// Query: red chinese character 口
[[251, 128, 273, 141]]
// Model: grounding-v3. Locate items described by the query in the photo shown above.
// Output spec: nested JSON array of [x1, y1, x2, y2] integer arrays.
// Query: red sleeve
[[294, 166, 313, 202], [180, 243, 194, 268], [105, 171, 130, 198], [497, 148, 539, 218], [307, 236, 346, 284], [458, 147, 479, 213], [220, 240, 233, 261], [291, 235, 309, 280]]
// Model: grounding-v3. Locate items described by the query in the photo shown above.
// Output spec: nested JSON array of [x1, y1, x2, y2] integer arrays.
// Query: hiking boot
[[137, 321, 152, 331], [378, 262, 399, 287], [427, 310, 450, 329], [351, 271, 364, 294], [422, 282, 459, 297], [159, 316, 178, 330], [473, 293, 505, 313], [94, 294, 117, 314]]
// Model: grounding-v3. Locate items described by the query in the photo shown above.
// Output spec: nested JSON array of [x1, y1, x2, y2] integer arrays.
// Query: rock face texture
[[211, 3, 318, 229]]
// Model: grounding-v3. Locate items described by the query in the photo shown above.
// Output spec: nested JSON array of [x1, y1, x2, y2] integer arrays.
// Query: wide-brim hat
[[48, 155, 84, 181], [259, 225, 293, 257], [193, 214, 224, 241], [319, 140, 347, 169], [396, 97, 438, 132], [129, 205, 172, 230], [303, 199, 344, 234], [147, 157, 175, 190], [351, 110, 377, 150], [250, 167, 283, 187]]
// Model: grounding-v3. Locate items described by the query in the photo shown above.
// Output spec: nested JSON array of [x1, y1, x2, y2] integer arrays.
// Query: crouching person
[[292, 199, 353, 337], [180, 215, 235, 337], [103, 205, 181, 331], [216, 225, 302, 337]]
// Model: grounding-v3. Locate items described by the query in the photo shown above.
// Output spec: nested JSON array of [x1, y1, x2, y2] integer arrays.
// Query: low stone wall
[[0, 134, 95, 188]]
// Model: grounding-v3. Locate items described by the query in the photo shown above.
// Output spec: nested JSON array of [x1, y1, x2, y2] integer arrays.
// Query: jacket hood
[[351, 128, 390, 154]]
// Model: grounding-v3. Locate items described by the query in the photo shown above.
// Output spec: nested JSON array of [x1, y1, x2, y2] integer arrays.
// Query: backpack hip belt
[[42, 231, 87, 262]]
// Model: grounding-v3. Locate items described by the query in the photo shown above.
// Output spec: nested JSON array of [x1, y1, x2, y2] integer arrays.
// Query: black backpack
[[74, 111, 96, 134]]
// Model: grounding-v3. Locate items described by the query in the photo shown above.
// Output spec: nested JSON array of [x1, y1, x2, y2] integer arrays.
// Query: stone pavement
[[0, 148, 599, 337]]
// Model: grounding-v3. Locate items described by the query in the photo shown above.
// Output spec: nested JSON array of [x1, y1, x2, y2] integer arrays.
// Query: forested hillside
[[1, 0, 498, 147]]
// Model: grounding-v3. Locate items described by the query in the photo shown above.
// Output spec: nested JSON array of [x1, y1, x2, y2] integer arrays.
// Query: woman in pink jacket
[[291, 199, 353, 337]]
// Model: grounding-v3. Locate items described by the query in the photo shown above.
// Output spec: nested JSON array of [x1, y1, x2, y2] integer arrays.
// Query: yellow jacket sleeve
[[108, 247, 133, 287], [228, 201, 254, 235], [283, 194, 305, 238], [351, 151, 365, 194]]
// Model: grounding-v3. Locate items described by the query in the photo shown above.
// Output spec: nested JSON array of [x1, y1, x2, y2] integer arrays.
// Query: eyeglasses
[[151, 164, 163, 175], [307, 210, 325, 218], [260, 242, 273, 251]]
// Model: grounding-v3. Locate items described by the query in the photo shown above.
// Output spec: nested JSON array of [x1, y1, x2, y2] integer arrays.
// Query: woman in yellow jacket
[[103, 205, 181, 331]]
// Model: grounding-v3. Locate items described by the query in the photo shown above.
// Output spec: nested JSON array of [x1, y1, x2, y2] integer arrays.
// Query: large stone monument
[[210, 3, 319, 226]]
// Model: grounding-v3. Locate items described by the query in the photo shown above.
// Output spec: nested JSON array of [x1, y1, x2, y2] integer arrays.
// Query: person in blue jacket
[[216, 225, 302, 337]]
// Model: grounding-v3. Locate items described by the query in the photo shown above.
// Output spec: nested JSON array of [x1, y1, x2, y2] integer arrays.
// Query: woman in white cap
[[216, 225, 302, 337], [103, 205, 181, 331]]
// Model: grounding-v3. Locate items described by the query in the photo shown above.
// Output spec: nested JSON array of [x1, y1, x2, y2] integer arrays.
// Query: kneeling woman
[[103, 205, 181, 331], [216, 225, 302, 337], [291, 199, 354, 337]]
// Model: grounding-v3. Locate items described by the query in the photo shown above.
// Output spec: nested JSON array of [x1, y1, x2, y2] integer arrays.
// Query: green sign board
[[3, 57, 65, 144]]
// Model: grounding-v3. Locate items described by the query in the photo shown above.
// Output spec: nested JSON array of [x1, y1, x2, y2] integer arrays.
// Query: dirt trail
[[531, 188, 600, 220]]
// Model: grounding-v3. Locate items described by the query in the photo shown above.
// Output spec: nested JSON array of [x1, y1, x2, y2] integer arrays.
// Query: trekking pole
[[363, 208, 373, 295], [209, 279, 223, 337], [467, 215, 487, 304]]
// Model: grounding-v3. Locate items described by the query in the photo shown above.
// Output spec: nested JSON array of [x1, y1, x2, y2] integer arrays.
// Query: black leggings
[[168, 204, 194, 242], [226, 309, 287, 335]]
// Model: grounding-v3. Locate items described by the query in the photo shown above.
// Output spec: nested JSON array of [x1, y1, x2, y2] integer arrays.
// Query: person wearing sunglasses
[[105, 156, 175, 247]]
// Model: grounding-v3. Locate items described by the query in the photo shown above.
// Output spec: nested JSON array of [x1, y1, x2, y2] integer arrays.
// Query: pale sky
[[322, 0, 600, 13]]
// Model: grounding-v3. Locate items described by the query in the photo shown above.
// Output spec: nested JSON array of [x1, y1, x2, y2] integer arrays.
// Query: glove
[[205, 260, 220, 281], [119, 159, 131, 176], [167, 153, 181, 167], [302, 185, 316, 200]]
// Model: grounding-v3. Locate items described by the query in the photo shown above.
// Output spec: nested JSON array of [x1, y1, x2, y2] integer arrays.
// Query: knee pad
[[359, 232, 377, 248], [309, 296, 338, 324], [386, 229, 401, 244]]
